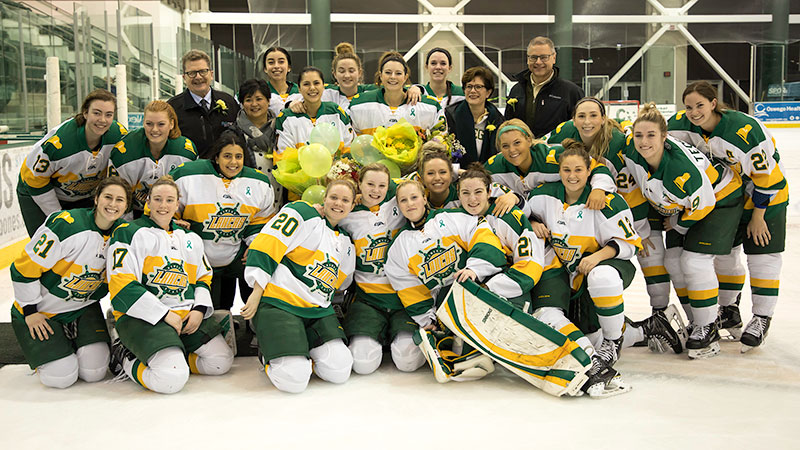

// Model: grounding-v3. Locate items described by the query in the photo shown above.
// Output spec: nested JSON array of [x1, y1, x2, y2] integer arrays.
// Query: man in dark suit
[[168, 49, 240, 159], [504, 36, 584, 138]]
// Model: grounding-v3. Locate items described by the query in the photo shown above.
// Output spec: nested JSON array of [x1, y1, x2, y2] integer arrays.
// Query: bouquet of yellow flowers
[[272, 147, 315, 194], [371, 119, 421, 170]]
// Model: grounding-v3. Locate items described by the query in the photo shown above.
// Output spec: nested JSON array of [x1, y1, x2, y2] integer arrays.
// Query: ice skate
[[580, 355, 631, 398], [716, 296, 743, 341], [740, 315, 771, 353], [108, 338, 135, 381], [639, 310, 683, 354], [686, 322, 721, 359]]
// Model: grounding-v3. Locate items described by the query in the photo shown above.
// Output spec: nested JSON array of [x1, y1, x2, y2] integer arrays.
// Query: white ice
[[1, 129, 799, 449]]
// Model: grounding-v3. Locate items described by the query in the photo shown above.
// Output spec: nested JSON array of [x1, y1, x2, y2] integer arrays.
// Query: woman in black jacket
[[444, 67, 504, 166]]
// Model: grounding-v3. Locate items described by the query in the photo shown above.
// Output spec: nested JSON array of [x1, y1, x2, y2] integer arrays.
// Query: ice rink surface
[[1, 129, 799, 449]]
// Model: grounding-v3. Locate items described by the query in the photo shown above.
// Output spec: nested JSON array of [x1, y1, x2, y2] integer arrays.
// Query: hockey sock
[[747, 253, 781, 317], [682, 250, 717, 326], [587, 265, 624, 340], [664, 247, 692, 320], [637, 233, 670, 309], [715, 245, 746, 306]]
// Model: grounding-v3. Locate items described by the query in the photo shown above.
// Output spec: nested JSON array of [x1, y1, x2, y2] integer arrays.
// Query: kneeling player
[[108, 177, 233, 394]]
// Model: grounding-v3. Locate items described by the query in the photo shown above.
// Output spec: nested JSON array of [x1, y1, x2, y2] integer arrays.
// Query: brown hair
[[332, 42, 364, 83], [375, 51, 409, 85], [417, 141, 453, 177], [528, 36, 555, 51], [359, 162, 390, 184], [558, 138, 591, 169], [682, 81, 727, 114], [74, 89, 116, 126], [457, 162, 492, 191], [462, 67, 495, 96], [573, 97, 623, 161], [149, 175, 180, 200], [181, 49, 212, 72], [93, 175, 133, 213], [326, 178, 358, 199], [144, 100, 181, 139], [633, 102, 668, 136]]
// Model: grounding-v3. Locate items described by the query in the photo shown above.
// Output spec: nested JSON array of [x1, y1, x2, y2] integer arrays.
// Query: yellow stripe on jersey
[[287, 246, 323, 267], [704, 165, 719, 185], [142, 256, 165, 277], [19, 158, 51, 188], [397, 284, 431, 308], [182, 204, 218, 222], [642, 266, 668, 277], [750, 278, 779, 289], [744, 184, 789, 209], [13, 301, 56, 318], [467, 227, 503, 252], [263, 284, 320, 309], [13, 256, 50, 279], [749, 164, 786, 190], [591, 294, 623, 309], [109, 273, 139, 298], [50, 260, 84, 278], [357, 282, 396, 294], [442, 234, 469, 252], [620, 188, 647, 208], [688, 288, 718, 300], [512, 260, 544, 284], [717, 274, 746, 284], [249, 233, 289, 261], [682, 205, 714, 222], [714, 173, 743, 202]]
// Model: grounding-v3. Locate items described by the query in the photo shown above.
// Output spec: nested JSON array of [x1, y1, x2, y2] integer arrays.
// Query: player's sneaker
[[740, 315, 771, 352], [716, 296, 742, 340], [640, 311, 683, 354], [109, 338, 135, 380], [686, 322, 721, 359]]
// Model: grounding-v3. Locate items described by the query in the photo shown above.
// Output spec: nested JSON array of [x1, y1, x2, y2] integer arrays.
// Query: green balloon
[[377, 159, 401, 179], [309, 123, 340, 155], [301, 184, 326, 205], [298, 143, 333, 178], [350, 134, 383, 166]]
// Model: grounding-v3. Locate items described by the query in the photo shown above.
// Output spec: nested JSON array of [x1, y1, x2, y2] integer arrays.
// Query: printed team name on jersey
[[550, 235, 581, 270], [417, 241, 462, 285], [149, 257, 189, 296], [647, 193, 681, 216], [204, 203, 249, 242], [304, 256, 340, 297], [58, 266, 105, 301], [361, 234, 392, 273], [61, 173, 103, 196]]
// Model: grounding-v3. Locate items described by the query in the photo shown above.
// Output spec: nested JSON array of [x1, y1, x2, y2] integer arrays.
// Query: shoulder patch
[[736, 124, 752, 145], [673, 172, 691, 193], [114, 141, 126, 154], [53, 211, 74, 224], [675, 110, 685, 120], [546, 148, 558, 164], [555, 121, 566, 133], [46, 135, 62, 150], [118, 123, 128, 135], [626, 134, 633, 146]]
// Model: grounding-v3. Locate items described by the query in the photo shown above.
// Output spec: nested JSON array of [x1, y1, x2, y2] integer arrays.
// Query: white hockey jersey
[[384, 208, 506, 326], [108, 217, 214, 325], [170, 159, 276, 268], [245, 201, 355, 318], [11, 208, 123, 317], [274, 102, 355, 159], [527, 183, 642, 291], [348, 88, 443, 135]]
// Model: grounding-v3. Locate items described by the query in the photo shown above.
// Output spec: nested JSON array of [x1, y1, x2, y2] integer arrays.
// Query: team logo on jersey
[[62, 173, 102, 197], [204, 203, 249, 242], [360, 234, 391, 273], [673, 172, 691, 193], [304, 256, 340, 297], [647, 197, 681, 217], [149, 258, 189, 296], [550, 235, 580, 269], [417, 241, 462, 286], [736, 125, 752, 144], [59, 266, 105, 301]]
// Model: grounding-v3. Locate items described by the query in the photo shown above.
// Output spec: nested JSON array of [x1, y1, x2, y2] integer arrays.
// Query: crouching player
[[107, 176, 233, 394], [241, 179, 357, 393], [11, 177, 131, 388]]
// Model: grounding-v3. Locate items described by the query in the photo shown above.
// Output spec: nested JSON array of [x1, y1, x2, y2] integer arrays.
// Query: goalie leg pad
[[437, 281, 592, 397]]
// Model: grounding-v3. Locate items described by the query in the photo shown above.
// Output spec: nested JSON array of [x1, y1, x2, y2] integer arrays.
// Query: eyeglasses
[[526, 54, 553, 62], [464, 84, 486, 91], [184, 68, 210, 78]]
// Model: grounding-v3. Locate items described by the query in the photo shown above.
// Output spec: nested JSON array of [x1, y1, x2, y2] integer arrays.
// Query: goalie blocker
[[436, 280, 592, 397]]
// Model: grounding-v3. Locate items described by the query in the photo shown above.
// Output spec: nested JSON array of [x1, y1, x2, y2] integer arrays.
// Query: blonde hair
[[326, 178, 358, 199], [633, 102, 667, 136], [494, 118, 544, 148], [395, 178, 425, 197], [144, 100, 181, 139]]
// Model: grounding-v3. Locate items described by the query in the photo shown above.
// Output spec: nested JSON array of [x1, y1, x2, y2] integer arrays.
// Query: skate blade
[[663, 305, 689, 345], [688, 341, 721, 359], [740, 339, 764, 353], [586, 378, 632, 399], [719, 327, 742, 342], [647, 336, 670, 354]]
